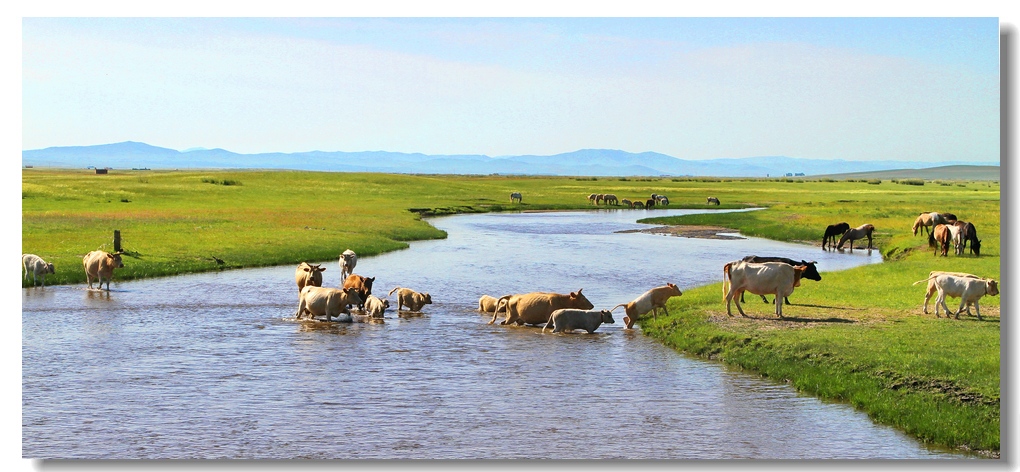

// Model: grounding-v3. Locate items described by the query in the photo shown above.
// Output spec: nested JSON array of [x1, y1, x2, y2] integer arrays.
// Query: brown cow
[[611, 283, 684, 329], [83, 250, 125, 291], [388, 286, 433, 312], [295, 262, 325, 293], [342, 274, 375, 311], [478, 294, 508, 313], [491, 289, 594, 326]]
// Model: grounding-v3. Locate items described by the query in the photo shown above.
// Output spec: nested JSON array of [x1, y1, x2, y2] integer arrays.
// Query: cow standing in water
[[339, 249, 357, 281], [83, 250, 125, 291]]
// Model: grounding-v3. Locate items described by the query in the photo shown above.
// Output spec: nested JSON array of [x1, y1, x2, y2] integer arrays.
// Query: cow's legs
[[732, 290, 747, 317], [775, 293, 784, 318]]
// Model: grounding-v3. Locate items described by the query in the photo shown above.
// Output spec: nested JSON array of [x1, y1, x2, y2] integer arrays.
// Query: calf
[[611, 283, 683, 329], [914, 274, 999, 320], [363, 294, 390, 318], [22, 254, 55, 287], [723, 261, 806, 318], [342, 274, 375, 311], [912, 271, 980, 315], [739, 256, 820, 304], [543, 309, 615, 334], [388, 286, 433, 312], [295, 262, 325, 293], [478, 294, 509, 313], [295, 286, 363, 322], [82, 250, 125, 291]]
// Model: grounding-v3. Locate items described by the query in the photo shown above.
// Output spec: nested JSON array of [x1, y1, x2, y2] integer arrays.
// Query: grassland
[[21, 168, 1000, 455]]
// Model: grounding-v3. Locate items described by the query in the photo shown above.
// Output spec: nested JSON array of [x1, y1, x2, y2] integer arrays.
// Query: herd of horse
[[822, 211, 981, 257], [914, 212, 981, 257]]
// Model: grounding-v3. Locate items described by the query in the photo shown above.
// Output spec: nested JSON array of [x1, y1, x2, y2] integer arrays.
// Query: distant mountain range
[[21, 141, 999, 178]]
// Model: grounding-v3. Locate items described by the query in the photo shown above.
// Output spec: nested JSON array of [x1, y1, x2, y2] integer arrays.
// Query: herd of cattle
[[20, 207, 997, 330]]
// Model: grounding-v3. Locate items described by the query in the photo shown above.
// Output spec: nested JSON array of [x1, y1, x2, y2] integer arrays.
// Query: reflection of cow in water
[[837, 224, 874, 252], [822, 222, 850, 250], [707, 196, 720, 205]]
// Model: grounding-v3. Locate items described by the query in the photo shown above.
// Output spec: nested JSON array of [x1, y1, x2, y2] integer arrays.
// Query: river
[[22, 208, 974, 459]]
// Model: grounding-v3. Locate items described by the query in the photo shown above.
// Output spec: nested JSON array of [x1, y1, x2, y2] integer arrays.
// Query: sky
[[20, 15, 1002, 163]]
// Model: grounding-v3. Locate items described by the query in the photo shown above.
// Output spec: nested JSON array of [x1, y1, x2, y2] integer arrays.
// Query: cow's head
[[986, 279, 999, 297], [601, 310, 615, 324], [343, 287, 363, 306], [666, 283, 683, 296], [798, 261, 822, 281], [421, 293, 433, 304], [570, 289, 594, 310], [45, 263, 55, 274], [109, 252, 125, 268]]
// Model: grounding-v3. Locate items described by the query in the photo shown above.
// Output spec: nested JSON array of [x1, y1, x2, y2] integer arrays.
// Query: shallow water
[[22, 209, 973, 459]]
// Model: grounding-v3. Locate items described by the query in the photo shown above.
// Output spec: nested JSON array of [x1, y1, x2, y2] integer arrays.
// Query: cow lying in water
[[491, 289, 594, 326], [723, 261, 807, 318], [296, 286, 363, 322], [611, 283, 683, 329], [543, 309, 615, 334]]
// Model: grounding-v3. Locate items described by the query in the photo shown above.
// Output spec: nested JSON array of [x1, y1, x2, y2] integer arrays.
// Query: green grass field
[[22, 168, 1001, 455]]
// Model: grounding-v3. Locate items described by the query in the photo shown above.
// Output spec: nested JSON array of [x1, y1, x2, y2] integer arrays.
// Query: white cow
[[543, 309, 615, 334], [723, 261, 807, 318], [912, 271, 980, 315], [295, 286, 363, 322], [363, 294, 390, 318], [339, 249, 357, 281], [22, 254, 55, 287], [914, 274, 999, 320]]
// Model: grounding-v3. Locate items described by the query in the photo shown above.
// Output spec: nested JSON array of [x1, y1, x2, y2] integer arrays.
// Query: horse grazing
[[707, 196, 720, 205], [941, 213, 958, 223], [964, 222, 981, 256], [836, 224, 874, 252], [822, 222, 850, 250], [932, 224, 952, 257], [912, 212, 937, 236], [952, 221, 969, 255], [510, 192, 522, 203]]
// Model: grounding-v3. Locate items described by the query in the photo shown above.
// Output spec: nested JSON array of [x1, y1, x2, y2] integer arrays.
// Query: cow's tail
[[388, 286, 401, 296], [542, 316, 554, 333], [609, 303, 627, 313], [911, 275, 939, 286], [722, 262, 733, 302]]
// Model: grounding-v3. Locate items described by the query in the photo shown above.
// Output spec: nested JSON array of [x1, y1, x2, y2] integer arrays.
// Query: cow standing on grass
[[723, 261, 807, 318], [913, 273, 999, 320]]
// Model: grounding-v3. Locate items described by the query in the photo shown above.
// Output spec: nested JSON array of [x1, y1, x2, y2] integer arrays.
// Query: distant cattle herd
[[22, 203, 996, 329]]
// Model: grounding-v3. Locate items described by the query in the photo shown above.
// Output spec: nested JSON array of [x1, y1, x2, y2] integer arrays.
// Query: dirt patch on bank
[[617, 225, 745, 240]]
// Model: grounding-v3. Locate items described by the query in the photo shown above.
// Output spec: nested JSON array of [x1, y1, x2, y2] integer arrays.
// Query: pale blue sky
[[22, 17, 1001, 162]]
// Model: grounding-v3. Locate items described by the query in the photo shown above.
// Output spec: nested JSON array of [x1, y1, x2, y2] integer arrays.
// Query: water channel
[[22, 208, 974, 459]]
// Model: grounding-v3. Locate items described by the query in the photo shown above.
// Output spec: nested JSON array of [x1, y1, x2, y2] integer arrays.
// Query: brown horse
[[822, 222, 850, 250], [932, 224, 952, 257], [836, 224, 874, 252]]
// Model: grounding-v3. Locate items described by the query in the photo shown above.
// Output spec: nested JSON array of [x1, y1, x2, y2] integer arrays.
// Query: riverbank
[[636, 203, 1000, 457], [22, 169, 1000, 455]]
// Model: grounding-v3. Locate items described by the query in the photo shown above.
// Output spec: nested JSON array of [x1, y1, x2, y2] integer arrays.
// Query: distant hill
[[21, 141, 999, 178], [815, 165, 1000, 181]]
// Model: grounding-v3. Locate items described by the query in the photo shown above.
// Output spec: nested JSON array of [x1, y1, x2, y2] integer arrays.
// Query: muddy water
[[22, 209, 972, 459]]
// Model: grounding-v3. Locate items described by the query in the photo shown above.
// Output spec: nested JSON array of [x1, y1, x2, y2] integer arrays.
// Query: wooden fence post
[[114, 230, 121, 252]]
